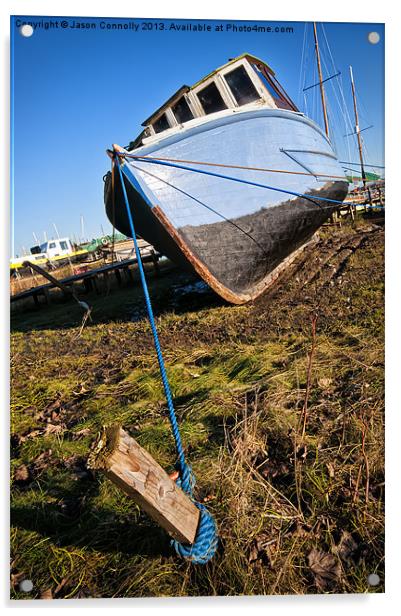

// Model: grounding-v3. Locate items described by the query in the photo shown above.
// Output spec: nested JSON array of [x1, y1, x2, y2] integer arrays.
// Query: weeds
[[10, 220, 384, 598]]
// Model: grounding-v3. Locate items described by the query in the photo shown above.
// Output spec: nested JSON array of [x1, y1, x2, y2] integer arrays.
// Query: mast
[[313, 22, 330, 138], [80, 215, 85, 243], [349, 65, 367, 189]]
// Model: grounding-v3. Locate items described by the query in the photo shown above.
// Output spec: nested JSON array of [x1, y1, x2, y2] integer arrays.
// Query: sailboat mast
[[313, 22, 330, 138], [349, 65, 367, 188]]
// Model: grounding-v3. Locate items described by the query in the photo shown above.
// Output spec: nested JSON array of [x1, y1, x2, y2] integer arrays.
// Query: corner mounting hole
[[368, 31, 380, 44], [19, 579, 34, 592], [367, 573, 380, 586], [20, 24, 34, 37]]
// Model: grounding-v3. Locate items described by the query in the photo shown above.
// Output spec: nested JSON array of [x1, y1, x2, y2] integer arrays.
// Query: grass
[[10, 218, 384, 598]]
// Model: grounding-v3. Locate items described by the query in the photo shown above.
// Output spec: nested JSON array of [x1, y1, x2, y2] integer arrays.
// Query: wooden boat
[[104, 53, 348, 304]]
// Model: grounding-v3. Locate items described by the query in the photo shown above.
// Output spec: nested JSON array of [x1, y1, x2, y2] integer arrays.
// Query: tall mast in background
[[80, 215, 86, 243], [313, 22, 330, 138], [349, 65, 367, 189]]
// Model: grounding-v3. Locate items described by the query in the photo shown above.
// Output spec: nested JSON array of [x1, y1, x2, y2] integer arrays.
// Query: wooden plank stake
[[88, 425, 200, 545]]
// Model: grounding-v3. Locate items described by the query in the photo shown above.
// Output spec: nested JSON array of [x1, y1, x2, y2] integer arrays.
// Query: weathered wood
[[151, 251, 160, 276], [22, 260, 75, 298], [84, 278, 93, 293], [92, 275, 100, 294], [43, 287, 51, 304], [88, 425, 200, 545]]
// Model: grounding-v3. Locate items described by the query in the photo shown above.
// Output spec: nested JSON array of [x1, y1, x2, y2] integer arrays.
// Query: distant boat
[[104, 53, 348, 303]]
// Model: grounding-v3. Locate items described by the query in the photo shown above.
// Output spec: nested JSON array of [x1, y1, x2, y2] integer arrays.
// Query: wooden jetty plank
[[22, 260, 74, 298], [88, 425, 200, 545], [11, 250, 161, 306]]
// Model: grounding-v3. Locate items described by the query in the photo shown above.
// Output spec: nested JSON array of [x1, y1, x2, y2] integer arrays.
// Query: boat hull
[[104, 108, 348, 303]]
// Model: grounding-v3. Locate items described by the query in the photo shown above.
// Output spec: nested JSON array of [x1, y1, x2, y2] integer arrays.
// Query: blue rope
[[173, 503, 218, 564], [123, 153, 355, 207], [114, 154, 218, 564]]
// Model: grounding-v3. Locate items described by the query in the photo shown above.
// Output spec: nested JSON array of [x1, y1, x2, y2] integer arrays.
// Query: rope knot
[[172, 502, 218, 565], [175, 463, 196, 496]]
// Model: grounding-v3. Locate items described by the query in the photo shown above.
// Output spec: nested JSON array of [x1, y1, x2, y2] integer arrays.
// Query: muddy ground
[[10, 218, 384, 598]]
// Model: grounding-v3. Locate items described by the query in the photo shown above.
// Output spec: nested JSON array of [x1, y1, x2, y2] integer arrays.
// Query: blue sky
[[11, 16, 384, 256]]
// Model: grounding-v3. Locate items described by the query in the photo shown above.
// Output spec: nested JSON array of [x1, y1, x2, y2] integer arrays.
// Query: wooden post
[[122, 266, 130, 284], [88, 425, 200, 545], [92, 275, 100, 294], [43, 287, 51, 305], [102, 270, 110, 294], [151, 252, 160, 276], [84, 278, 93, 294]]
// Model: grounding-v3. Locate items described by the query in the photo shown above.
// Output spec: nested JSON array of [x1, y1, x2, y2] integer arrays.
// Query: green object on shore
[[81, 233, 127, 253]]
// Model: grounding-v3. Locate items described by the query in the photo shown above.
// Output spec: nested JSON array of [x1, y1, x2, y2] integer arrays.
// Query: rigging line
[[310, 53, 316, 125], [338, 73, 357, 168], [123, 153, 346, 181], [118, 152, 350, 208], [360, 137, 382, 179], [303, 91, 309, 118], [354, 83, 372, 128], [126, 162, 271, 257], [344, 125, 373, 138], [321, 21, 349, 120], [338, 161, 385, 168], [321, 25, 358, 146], [319, 52, 340, 154], [298, 22, 308, 108], [342, 165, 369, 175], [338, 73, 355, 132], [321, 54, 346, 155], [303, 71, 341, 92]]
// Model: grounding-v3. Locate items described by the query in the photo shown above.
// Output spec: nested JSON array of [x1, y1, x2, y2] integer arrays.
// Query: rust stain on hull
[[105, 168, 348, 305], [152, 206, 315, 305]]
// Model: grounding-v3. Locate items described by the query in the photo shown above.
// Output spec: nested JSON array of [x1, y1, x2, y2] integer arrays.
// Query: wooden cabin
[[127, 54, 298, 150]]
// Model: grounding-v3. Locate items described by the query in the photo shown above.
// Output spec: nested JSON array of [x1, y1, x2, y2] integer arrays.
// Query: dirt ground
[[10, 217, 384, 598]]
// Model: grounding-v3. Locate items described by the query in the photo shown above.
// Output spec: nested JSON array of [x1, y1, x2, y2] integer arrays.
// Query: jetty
[[11, 240, 160, 310]]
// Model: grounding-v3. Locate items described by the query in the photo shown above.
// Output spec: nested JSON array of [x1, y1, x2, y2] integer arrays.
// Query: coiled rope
[[114, 153, 218, 565]]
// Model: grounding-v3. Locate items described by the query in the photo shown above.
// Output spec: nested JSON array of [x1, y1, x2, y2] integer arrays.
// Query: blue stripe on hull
[[105, 109, 348, 302], [122, 109, 346, 230]]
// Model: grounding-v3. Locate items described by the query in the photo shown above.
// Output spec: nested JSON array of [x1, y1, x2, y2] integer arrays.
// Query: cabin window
[[172, 96, 194, 124], [197, 82, 227, 115], [48, 242, 56, 249], [252, 64, 295, 111], [60, 241, 68, 251], [152, 113, 170, 134], [224, 65, 260, 106]]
